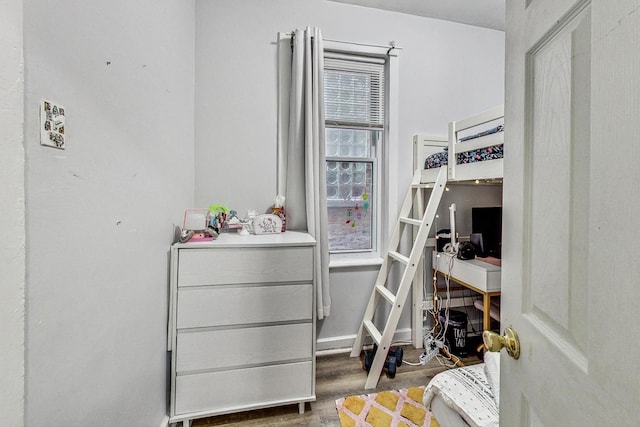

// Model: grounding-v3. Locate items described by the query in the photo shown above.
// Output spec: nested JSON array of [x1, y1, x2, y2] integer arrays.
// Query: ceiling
[[328, 0, 505, 31]]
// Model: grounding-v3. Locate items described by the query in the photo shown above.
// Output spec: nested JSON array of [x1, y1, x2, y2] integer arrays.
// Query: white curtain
[[277, 27, 331, 319]]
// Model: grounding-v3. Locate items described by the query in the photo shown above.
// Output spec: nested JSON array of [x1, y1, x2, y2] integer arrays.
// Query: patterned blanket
[[424, 125, 504, 170], [423, 353, 500, 427]]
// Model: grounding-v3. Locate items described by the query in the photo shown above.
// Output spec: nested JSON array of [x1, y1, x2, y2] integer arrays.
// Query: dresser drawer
[[176, 284, 312, 329], [177, 246, 313, 287], [176, 323, 312, 373], [174, 361, 313, 416]]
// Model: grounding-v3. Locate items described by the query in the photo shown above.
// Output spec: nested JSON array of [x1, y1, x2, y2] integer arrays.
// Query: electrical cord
[[422, 213, 462, 367], [462, 288, 478, 336], [435, 350, 459, 369]]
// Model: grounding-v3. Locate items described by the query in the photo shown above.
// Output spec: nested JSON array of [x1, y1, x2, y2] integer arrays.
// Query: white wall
[[0, 0, 25, 424], [22, 1, 194, 425], [194, 0, 505, 349], [3, 1, 504, 423], [436, 185, 504, 238]]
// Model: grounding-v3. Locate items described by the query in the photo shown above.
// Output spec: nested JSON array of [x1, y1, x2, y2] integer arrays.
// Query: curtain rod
[[279, 31, 402, 52], [326, 38, 402, 52]]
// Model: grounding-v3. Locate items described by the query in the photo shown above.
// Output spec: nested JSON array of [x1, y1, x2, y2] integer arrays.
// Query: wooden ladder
[[350, 166, 448, 389]]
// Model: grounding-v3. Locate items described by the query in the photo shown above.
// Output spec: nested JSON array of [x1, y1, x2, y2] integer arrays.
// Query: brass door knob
[[483, 327, 520, 359]]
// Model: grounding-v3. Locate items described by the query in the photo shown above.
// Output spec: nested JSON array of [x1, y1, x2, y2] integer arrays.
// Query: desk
[[432, 252, 501, 331]]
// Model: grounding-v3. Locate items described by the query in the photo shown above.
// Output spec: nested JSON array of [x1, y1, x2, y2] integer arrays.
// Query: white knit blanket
[[423, 353, 500, 427]]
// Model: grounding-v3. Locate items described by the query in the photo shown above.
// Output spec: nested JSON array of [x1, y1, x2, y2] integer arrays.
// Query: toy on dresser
[[208, 204, 229, 234], [224, 209, 245, 233]]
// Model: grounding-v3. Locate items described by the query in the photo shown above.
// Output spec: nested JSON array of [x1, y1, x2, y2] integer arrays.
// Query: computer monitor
[[471, 207, 502, 258]]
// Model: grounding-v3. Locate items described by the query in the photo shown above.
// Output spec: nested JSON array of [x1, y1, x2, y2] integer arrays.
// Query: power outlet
[[420, 348, 437, 364]]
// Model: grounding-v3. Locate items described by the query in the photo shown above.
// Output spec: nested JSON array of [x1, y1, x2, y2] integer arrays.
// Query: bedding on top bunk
[[424, 125, 504, 170]]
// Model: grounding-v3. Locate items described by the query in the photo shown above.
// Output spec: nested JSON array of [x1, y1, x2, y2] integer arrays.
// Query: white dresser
[[167, 231, 316, 426]]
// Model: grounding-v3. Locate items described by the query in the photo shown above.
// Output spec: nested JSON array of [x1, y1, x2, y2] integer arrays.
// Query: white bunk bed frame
[[413, 104, 505, 183], [408, 107, 505, 425], [408, 104, 505, 351], [352, 105, 506, 388]]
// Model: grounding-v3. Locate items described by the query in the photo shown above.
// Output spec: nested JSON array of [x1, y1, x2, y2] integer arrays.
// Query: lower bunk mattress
[[423, 352, 500, 427]]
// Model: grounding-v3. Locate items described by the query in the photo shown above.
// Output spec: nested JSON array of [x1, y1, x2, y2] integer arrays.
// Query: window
[[324, 53, 386, 254]]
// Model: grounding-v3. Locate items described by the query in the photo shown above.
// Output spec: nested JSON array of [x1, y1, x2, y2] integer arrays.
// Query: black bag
[[457, 241, 476, 260]]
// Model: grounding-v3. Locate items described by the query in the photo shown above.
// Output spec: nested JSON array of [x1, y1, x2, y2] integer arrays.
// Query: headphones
[[442, 242, 458, 254], [456, 241, 476, 260]]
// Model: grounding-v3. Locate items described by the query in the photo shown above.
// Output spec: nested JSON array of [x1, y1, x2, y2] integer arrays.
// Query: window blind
[[324, 55, 385, 129]]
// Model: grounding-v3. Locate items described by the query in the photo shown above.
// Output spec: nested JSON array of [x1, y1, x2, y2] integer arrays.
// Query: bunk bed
[[411, 105, 504, 426], [413, 104, 504, 183], [412, 104, 504, 332]]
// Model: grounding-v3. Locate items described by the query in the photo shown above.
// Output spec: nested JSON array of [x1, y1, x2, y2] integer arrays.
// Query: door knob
[[483, 327, 520, 359]]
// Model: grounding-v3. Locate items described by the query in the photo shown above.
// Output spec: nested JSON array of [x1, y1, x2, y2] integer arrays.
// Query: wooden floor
[[192, 344, 483, 427]]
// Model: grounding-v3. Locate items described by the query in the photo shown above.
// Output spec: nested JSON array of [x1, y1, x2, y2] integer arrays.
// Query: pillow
[[483, 351, 501, 407]]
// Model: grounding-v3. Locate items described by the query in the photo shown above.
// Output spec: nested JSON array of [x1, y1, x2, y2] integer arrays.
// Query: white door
[[502, 0, 640, 425]]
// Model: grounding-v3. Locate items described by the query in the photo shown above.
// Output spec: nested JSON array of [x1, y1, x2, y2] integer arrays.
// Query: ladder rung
[[412, 183, 434, 189], [388, 251, 409, 265], [375, 284, 396, 305], [400, 217, 422, 226], [363, 320, 381, 345], [350, 167, 448, 390]]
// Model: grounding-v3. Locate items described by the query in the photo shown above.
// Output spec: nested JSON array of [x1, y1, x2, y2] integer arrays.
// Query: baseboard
[[317, 301, 486, 354], [159, 415, 169, 427], [316, 327, 413, 353]]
